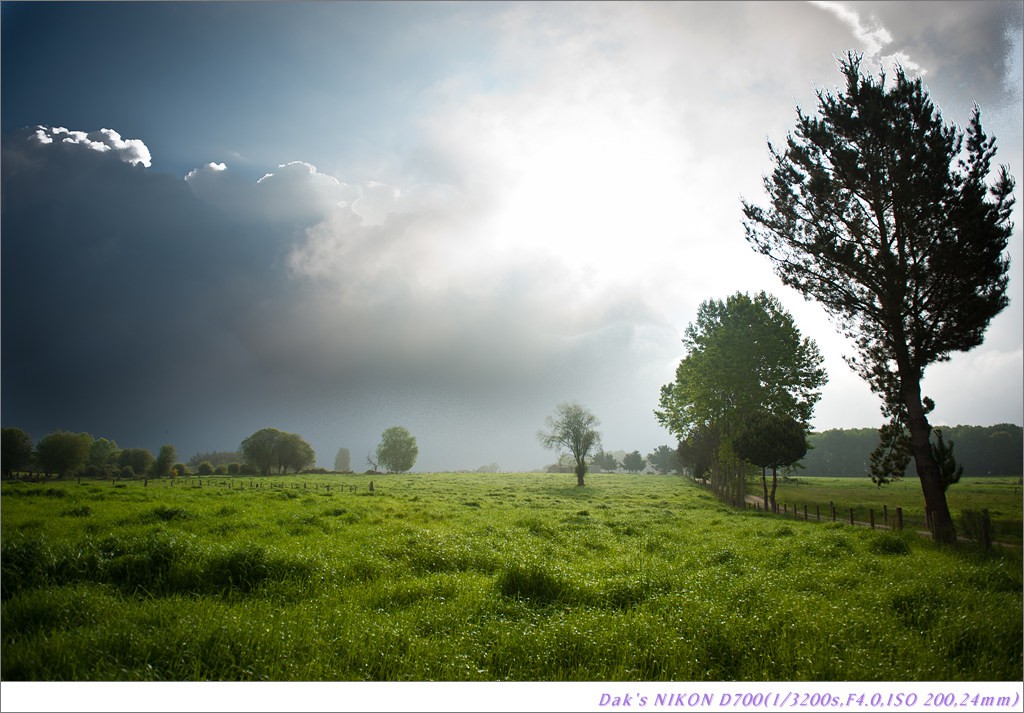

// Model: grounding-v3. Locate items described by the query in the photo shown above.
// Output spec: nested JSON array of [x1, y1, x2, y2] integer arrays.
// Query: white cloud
[[32, 125, 153, 167]]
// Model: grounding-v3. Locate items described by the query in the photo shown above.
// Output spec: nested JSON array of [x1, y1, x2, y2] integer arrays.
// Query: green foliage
[[118, 448, 154, 476], [196, 461, 215, 476], [34, 431, 92, 477], [869, 421, 913, 487], [375, 426, 419, 474], [240, 428, 316, 475], [187, 451, 242, 469], [801, 425, 1022, 478], [734, 411, 807, 471], [645, 445, 680, 474], [656, 291, 826, 442], [334, 447, 351, 472], [1, 427, 33, 477], [742, 52, 1015, 543], [621, 451, 646, 473], [538, 402, 601, 486], [932, 430, 964, 491], [591, 450, 619, 472], [154, 444, 177, 478]]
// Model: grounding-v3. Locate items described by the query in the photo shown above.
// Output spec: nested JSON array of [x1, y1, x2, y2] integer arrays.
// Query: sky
[[2, 1, 1022, 473]]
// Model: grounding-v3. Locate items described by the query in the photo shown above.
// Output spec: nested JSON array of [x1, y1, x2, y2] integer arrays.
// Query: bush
[[196, 461, 214, 476]]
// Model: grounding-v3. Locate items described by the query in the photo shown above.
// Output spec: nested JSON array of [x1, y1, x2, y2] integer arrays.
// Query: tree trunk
[[575, 461, 586, 487], [769, 465, 778, 512], [761, 467, 769, 510], [903, 378, 957, 543]]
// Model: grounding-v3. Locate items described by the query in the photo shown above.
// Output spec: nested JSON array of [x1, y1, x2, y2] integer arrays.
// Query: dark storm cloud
[[1, 127, 289, 449]]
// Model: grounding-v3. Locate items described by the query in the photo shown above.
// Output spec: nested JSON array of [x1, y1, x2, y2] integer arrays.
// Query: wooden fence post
[[849, 508, 855, 526], [883, 505, 888, 526], [804, 505, 808, 521], [895, 507, 903, 531], [831, 502, 836, 522], [816, 505, 820, 521], [869, 509, 875, 529]]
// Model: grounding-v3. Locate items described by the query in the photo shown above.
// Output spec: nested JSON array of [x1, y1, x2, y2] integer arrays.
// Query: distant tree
[[35, 431, 92, 478], [334, 447, 351, 472], [742, 53, 1015, 542], [240, 427, 287, 476], [153, 444, 177, 478], [227, 462, 241, 475], [187, 450, 243, 469], [592, 450, 620, 472], [2, 427, 33, 478], [647, 445, 682, 474], [733, 411, 808, 511], [197, 461, 215, 476], [278, 432, 316, 473], [622, 450, 646, 473], [171, 463, 188, 477], [118, 448, 155, 476], [538, 402, 601, 487], [88, 437, 120, 470], [375, 426, 418, 473]]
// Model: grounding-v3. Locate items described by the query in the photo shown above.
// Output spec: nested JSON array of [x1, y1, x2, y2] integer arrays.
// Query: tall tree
[[2, 427, 33, 478], [537, 402, 601, 486], [655, 291, 826, 504], [375, 426, 418, 473], [741, 53, 1014, 543]]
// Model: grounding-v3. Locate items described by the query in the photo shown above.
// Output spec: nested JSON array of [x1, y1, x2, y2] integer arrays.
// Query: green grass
[[762, 476, 1023, 545], [2, 473, 1021, 681]]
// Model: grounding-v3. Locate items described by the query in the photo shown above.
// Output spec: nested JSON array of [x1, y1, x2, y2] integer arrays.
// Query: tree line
[[800, 425, 1022, 478], [1, 424, 421, 480]]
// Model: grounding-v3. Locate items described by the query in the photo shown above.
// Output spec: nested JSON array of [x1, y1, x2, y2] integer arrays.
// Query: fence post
[[816, 505, 820, 521], [804, 505, 808, 521], [895, 507, 904, 531], [849, 508, 855, 526], [883, 504, 888, 526], [981, 509, 992, 551], [831, 502, 836, 522], [869, 509, 875, 529]]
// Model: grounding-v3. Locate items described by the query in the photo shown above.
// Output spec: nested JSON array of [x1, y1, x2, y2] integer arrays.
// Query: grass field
[[2, 472, 1021, 681], [761, 476, 1023, 546]]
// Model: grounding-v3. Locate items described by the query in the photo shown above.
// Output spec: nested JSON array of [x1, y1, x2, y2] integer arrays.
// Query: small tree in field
[[154, 444, 177, 478], [538, 402, 601, 487], [733, 411, 808, 511], [622, 450, 646, 473], [375, 426, 418, 473], [742, 53, 1014, 542]]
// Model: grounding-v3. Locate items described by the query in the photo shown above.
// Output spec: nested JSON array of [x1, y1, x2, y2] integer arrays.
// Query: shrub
[[197, 461, 214, 476]]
